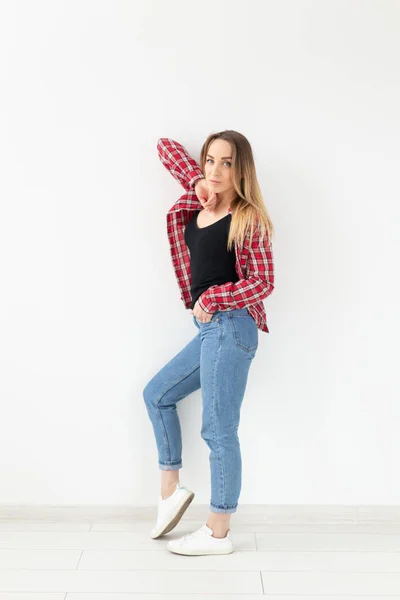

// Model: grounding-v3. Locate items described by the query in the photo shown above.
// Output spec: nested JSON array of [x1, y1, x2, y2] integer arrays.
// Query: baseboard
[[0, 504, 399, 523]]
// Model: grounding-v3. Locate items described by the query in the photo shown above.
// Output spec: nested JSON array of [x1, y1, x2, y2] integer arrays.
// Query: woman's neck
[[216, 189, 238, 211]]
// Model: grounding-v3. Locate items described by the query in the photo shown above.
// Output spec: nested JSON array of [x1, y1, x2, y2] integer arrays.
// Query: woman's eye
[[206, 159, 231, 166]]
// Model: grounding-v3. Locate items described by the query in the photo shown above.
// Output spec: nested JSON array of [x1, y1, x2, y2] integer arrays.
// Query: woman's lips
[[210, 180, 220, 184]]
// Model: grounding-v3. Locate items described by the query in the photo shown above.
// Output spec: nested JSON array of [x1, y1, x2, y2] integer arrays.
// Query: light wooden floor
[[0, 504, 399, 598]]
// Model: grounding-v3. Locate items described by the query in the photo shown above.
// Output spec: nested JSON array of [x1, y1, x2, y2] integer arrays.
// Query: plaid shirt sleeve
[[157, 138, 205, 191], [196, 225, 275, 314]]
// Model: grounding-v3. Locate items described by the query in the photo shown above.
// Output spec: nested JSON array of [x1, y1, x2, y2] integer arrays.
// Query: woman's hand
[[191, 299, 213, 322], [194, 178, 219, 212]]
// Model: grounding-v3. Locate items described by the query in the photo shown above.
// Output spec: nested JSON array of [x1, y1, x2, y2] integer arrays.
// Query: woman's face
[[204, 139, 235, 195]]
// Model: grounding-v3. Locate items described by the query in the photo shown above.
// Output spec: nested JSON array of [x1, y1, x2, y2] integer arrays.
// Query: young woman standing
[[143, 131, 275, 555]]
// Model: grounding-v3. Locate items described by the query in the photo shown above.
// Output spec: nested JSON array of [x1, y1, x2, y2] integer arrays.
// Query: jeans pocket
[[194, 313, 216, 326], [230, 316, 258, 354]]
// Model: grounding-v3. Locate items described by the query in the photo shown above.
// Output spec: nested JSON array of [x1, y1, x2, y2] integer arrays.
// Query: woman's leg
[[143, 329, 201, 496], [194, 309, 258, 535]]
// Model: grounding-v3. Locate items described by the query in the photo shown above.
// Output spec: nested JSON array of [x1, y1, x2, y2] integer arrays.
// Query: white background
[[0, 0, 399, 507]]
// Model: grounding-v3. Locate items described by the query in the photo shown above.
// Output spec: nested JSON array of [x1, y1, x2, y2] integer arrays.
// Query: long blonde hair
[[199, 130, 274, 251]]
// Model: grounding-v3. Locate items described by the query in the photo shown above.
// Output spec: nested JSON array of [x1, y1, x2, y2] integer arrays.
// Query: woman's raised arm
[[157, 138, 205, 192]]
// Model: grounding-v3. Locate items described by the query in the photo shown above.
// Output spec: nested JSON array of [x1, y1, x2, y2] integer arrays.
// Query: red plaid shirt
[[157, 138, 275, 333]]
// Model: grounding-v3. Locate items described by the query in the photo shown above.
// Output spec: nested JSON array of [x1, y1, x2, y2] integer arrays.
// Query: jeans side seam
[[211, 323, 224, 509]]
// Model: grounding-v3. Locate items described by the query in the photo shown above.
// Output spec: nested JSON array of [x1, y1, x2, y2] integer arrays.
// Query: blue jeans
[[143, 307, 258, 514]]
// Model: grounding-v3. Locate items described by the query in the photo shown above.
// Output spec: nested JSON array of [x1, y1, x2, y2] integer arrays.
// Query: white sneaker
[[167, 523, 233, 555], [150, 482, 195, 539]]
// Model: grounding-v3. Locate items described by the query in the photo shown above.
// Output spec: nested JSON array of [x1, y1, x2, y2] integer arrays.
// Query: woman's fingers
[[197, 181, 219, 212], [204, 191, 217, 209]]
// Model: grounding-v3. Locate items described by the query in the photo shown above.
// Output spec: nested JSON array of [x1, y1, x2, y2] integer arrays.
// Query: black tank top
[[184, 209, 239, 310]]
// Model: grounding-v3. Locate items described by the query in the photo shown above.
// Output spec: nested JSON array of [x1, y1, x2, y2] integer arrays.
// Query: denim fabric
[[143, 307, 258, 514]]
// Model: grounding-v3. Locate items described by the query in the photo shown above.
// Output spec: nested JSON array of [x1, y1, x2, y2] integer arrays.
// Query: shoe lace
[[181, 526, 208, 544]]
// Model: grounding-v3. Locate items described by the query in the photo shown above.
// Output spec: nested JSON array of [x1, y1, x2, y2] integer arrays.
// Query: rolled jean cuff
[[210, 503, 237, 514], [159, 461, 182, 471]]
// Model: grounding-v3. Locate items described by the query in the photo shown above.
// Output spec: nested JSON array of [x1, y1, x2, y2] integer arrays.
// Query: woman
[[143, 131, 275, 556]]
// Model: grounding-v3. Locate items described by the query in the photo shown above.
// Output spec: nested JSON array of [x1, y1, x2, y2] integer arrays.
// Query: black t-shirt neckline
[[195, 211, 231, 230]]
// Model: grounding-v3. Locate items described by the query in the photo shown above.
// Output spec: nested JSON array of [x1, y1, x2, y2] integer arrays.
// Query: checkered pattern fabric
[[157, 138, 274, 333]]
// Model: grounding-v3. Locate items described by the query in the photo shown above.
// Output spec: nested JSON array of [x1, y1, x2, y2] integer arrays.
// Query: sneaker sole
[[151, 490, 195, 539], [168, 544, 234, 556]]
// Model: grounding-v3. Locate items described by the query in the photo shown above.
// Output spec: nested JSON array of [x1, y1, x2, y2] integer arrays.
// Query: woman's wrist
[[194, 175, 205, 190]]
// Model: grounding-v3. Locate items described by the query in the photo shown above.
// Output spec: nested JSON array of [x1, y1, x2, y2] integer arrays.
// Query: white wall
[[0, 0, 398, 507]]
